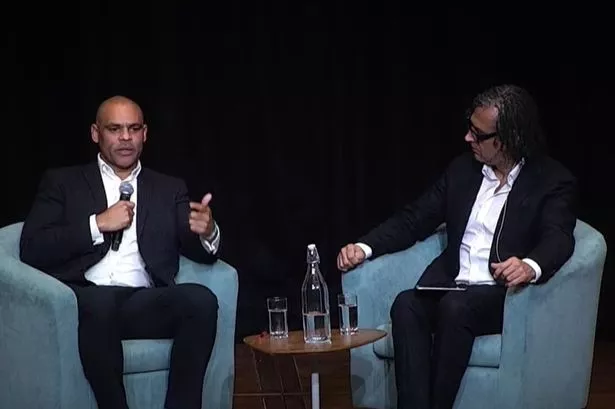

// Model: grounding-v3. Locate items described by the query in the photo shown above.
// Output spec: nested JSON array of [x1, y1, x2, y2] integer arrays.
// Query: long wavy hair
[[469, 84, 546, 163]]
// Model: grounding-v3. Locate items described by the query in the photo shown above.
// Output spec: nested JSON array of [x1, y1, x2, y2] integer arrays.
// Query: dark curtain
[[5, 3, 613, 340]]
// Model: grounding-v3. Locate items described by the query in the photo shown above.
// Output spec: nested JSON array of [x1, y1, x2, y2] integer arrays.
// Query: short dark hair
[[469, 84, 546, 162]]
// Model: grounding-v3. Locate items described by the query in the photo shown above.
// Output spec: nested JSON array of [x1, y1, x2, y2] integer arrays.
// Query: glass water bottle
[[301, 244, 331, 343]]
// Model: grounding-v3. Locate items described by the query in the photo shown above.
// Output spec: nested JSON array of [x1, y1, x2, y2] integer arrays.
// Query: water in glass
[[269, 308, 288, 337], [338, 293, 358, 334], [267, 296, 288, 338], [339, 303, 358, 334]]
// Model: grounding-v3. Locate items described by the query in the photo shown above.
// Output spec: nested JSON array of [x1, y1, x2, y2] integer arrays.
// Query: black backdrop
[[5, 4, 613, 341]]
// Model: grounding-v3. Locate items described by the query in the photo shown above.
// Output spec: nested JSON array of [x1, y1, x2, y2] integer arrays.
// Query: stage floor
[[232, 340, 615, 409]]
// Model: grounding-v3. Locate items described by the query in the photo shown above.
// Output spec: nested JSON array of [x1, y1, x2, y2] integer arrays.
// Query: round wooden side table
[[244, 328, 386, 409]]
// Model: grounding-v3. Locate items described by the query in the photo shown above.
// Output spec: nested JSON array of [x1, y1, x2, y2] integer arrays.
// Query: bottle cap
[[306, 244, 320, 263]]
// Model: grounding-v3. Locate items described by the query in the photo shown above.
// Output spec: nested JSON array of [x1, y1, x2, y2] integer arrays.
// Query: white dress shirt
[[356, 160, 542, 284], [85, 154, 220, 287]]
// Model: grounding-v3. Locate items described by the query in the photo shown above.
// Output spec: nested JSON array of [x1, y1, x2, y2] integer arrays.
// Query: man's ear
[[90, 124, 99, 143]]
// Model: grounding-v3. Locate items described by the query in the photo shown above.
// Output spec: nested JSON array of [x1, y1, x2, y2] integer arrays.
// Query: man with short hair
[[20, 96, 220, 409], [337, 84, 578, 409]]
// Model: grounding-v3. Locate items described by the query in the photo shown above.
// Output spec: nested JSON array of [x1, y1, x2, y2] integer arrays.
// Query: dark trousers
[[390, 285, 506, 409], [69, 283, 218, 409]]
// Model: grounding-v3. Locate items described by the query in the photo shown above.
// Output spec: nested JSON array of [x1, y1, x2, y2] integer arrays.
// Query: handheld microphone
[[111, 181, 134, 251]]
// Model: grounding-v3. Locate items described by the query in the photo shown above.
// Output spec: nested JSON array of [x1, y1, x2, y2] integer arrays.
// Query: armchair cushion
[[122, 340, 173, 374]]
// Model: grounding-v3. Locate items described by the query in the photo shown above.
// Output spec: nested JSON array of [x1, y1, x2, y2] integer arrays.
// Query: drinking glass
[[267, 296, 288, 338], [338, 293, 358, 334]]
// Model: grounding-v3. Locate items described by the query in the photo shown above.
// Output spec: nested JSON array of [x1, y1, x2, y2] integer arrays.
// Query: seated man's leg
[[431, 285, 506, 409], [70, 285, 137, 409], [390, 288, 443, 409], [120, 283, 219, 409]]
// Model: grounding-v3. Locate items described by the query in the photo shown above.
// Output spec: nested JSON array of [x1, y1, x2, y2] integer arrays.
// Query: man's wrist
[[95, 214, 107, 232], [522, 258, 542, 283], [200, 222, 220, 254], [203, 222, 218, 242], [89, 214, 104, 245], [355, 242, 372, 259]]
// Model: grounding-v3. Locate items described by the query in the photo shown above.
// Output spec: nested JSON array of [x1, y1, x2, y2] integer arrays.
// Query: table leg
[[311, 372, 319, 409]]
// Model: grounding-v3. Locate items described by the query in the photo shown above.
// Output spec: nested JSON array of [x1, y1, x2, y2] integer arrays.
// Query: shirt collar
[[481, 157, 525, 186], [97, 153, 142, 182]]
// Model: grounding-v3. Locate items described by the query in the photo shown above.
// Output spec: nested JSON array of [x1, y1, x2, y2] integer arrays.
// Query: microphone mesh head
[[119, 181, 134, 196]]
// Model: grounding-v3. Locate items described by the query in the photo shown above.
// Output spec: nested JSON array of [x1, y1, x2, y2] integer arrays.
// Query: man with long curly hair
[[337, 84, 578, 409]]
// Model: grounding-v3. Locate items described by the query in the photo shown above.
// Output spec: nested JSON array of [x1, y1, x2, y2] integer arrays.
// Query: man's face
[[464, 105, 501, 165], [91, 101, 147, 174]]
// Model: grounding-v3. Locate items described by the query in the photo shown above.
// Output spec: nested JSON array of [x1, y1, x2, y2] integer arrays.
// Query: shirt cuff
[[355, 242, 373, 259], [200, 222, 220, 254], [523, 258, 542, 283], [89, 214, 104, 245]]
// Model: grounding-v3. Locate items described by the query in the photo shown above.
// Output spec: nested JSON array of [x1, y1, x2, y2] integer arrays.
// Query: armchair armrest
[[0, 250, 91, 408], [176, 256, 239, 328], [341, 228, 447, 408], [176, 256, 239, 407], [498, 220, 607, 409], [341, 228, 447, 329]]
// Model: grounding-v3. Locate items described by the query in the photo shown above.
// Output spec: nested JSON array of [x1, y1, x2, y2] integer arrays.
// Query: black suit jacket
[[359, 152, 578, 286], [19, 162, 218, 287]]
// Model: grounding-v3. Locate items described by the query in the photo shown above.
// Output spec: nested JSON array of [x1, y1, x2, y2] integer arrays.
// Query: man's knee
[[390, 289, 419, 321], [173, 283, 218, 319], [437, 295, 469, 326], [74, 287, 126, 324]]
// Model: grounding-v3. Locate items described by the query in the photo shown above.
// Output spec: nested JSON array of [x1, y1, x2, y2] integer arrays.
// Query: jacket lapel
[[489, 157, 541, 264], [504, 158, 541, 211], [137, 169, 151, 241], [82, 162, 107, 213], [82, 162, 112, 244]]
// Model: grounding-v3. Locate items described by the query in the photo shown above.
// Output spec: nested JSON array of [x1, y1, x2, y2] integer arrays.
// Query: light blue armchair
[[342, 219, 607, 409], [0, 222, 238, 409]]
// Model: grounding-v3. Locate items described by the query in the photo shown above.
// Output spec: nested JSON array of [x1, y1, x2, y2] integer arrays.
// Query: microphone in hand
[[111, 181, 135, 251]]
